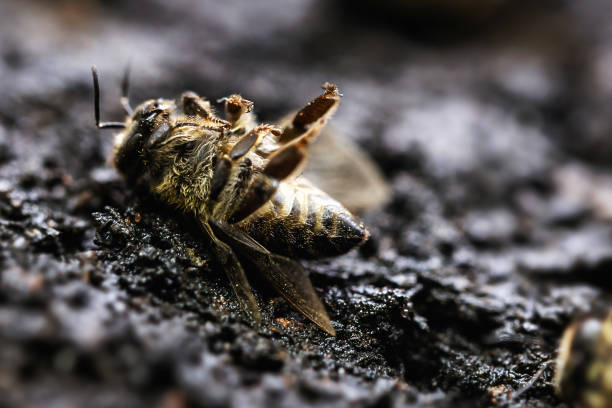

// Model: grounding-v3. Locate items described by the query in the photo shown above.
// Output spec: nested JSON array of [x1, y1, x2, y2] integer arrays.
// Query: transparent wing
[[275, 109, 390, 213], [302, 125, 390, 212], [210, 219, 336, 335], [201, 222, 262, 324]]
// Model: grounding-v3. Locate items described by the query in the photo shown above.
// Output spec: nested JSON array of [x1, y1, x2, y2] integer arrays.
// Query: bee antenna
[[120, 63, 133, 115], [91, 66, 126, 129]]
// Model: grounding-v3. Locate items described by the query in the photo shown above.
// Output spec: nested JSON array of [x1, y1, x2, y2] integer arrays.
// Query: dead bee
[[554, 313, 612, 407], [91, 67, 388, 335]]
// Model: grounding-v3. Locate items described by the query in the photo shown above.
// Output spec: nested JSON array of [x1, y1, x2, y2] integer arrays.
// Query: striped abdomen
[[237, 178, 368, 259]]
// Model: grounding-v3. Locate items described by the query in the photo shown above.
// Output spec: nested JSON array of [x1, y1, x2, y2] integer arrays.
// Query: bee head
[[92, 67, 178, 183], [112, 98, 177, 179]]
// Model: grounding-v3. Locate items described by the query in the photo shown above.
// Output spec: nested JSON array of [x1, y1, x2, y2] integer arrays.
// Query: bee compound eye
[[146, 122, 171, 149], [124, 132, 143, 153]]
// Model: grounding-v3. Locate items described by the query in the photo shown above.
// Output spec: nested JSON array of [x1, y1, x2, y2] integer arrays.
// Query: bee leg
[[209, 130, 267, 206], [181, 91, 230, 128], [228, 176, 279, 224], [201, 221, 262, 324], [263, 140, 307, 180], [228, 142, 307, 224], [181, 91, 214, 118], [209, 155, 232, 202], [210, 128, 306, 223], [208, 126, 281, 222], [229, 125, 281, 161], [222, 94, 254, 125], [278, 83, 341, 145]]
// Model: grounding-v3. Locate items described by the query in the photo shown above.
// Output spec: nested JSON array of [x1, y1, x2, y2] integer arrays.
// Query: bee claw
[[223, 94, 254, 125]]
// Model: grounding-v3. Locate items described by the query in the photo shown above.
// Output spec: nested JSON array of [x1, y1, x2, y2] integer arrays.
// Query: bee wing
[[261, 254, 335, 336], [210, 219, 336, 335], [300, 125, 390, 213], [201, 222, 262, 324]]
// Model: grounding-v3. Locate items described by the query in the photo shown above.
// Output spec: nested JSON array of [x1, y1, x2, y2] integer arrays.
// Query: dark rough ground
[[1, 1, 612, 407]]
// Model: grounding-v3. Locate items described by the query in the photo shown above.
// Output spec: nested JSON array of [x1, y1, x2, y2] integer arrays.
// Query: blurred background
[[2, 1, 612, 407]]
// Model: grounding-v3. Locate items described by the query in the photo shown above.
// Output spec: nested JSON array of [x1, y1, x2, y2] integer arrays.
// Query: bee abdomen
[[239, 180, 368, 259]]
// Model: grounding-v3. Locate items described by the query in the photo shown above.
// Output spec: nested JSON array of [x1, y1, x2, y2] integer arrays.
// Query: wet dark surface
[[1, 1, 612, 407]]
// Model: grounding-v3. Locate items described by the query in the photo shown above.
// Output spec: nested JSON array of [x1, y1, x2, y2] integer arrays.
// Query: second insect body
[[93, 68, 369, 335]]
